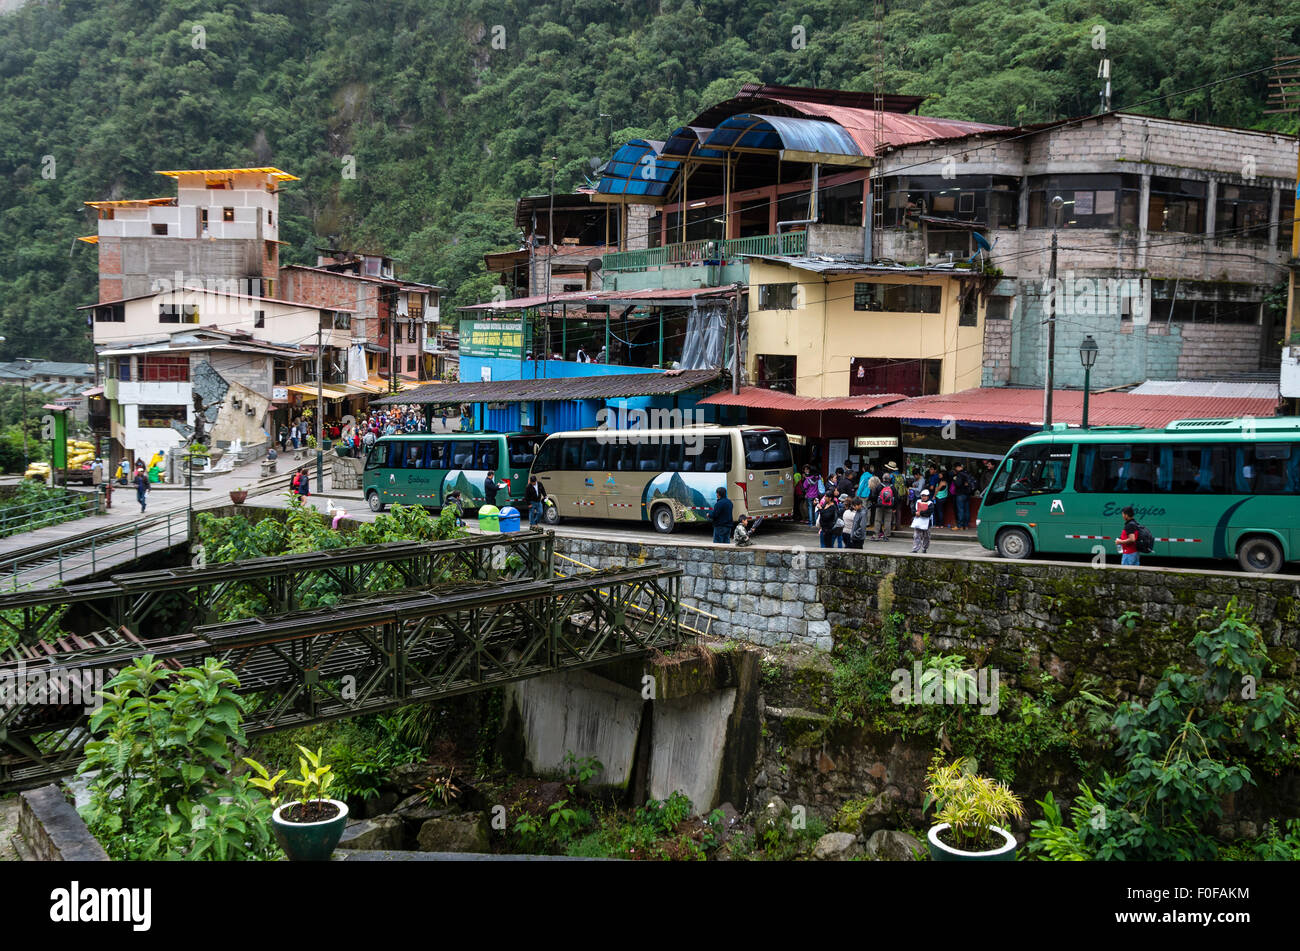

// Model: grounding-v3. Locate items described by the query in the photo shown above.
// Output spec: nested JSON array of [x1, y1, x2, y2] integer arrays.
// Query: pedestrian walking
[[133, 465, 150, 513], [525, 475, 546, 527], [1117, 505, 1142, 566], [291, 466, 311, 497], [911, 489, 936, 553], [710, 487, 734, 544]]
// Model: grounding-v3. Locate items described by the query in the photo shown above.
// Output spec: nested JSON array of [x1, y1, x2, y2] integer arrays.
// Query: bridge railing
[[553, 550, 713, 638]]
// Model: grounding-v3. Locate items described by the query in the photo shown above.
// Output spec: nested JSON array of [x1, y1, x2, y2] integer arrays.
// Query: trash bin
[[498, 506, 521, 533], [477, 504, 501, 533]]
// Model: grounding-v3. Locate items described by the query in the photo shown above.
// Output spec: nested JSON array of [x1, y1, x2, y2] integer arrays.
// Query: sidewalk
[[0, 458, 270, 560]]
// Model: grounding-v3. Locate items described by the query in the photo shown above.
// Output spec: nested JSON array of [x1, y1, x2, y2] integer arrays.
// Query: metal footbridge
[[0, 531, 684, 791]]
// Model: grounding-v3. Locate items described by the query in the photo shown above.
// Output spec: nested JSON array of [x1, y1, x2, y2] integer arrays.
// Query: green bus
[[976, 417, 1300, 573], [362, 432, 537, 513]]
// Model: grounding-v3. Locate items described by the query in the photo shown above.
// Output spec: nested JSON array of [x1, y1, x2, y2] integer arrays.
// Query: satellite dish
[[588, 157, 602, 171], [973, 232, 992, 253]]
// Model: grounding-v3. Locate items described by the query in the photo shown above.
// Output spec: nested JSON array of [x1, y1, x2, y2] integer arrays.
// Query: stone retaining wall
[[17, 785, 108, 861]]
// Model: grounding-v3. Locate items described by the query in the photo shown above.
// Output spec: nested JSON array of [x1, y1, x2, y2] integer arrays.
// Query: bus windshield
[[986, 443, 1069, 504], [742, 430, 792, 469]]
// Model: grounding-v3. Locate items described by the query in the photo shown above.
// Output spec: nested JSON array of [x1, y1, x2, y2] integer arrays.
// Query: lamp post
[[1042, 195, 1064, 428], [1079, 335, 1099, 429]]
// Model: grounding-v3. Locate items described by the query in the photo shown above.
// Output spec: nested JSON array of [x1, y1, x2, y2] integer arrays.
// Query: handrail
[[0, 492, 99, 538], [552, 549, 713, 638], [602, 230, 807, 272]]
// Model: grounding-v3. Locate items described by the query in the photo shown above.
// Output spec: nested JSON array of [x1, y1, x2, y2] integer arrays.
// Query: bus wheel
[[366, 490, 385, 513], [995, 527, 1033, 559], [651, 505, 676, 534], [1238, 535, 1282, 574], [543, 504, 559, 526]]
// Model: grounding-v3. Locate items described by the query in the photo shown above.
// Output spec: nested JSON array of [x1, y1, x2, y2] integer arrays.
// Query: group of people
[[276, 407, 430, 458], [709, 488, 762, 546], [795, 458, 994, 554]]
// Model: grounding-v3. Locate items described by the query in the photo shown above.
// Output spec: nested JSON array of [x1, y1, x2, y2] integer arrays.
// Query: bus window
[[364, 445, 384, 470], [607, 441, 636, 472], [685, 436, 730, 473], [507, 436, 536, 469], [1167, 445, 1229, 493], [663, 441, 685, 470], [1250, 443, 1299, 494], [474, 440, 500, 471], [427, 440, 450, 470], [385, 440, 406, 469], [533, 438, 561, 474], [743, 430, 792, 469], [405, 441, 427, 469], [450, 442, 475, 468], [636, 440, 664, 472], [579, 438, 605, 470], [559, 437, 583, 471], [995, 444, 1067, 499]]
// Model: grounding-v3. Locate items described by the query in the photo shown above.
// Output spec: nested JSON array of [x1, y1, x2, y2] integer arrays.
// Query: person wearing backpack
[[804, 469, 822, 527], [817, 494, 839, 548], [873, 472, 897, 540], [1117, 505, 1145, 566], [951, 463, 974, 530], [911, 489, 936, 553]]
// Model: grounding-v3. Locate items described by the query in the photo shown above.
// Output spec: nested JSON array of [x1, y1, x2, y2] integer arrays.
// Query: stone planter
[[927, 823, 1017, 862], [271, 799, 349, 861], [229, 489, 248, 505]]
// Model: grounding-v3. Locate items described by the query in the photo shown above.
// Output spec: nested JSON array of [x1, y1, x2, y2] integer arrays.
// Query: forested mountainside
[[1, 0, 1296, 360]]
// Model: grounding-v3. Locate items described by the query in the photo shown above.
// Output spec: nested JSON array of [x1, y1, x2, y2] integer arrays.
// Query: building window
[[222, 207, 235, 222], [407, 320, 418, 342], [408, 296, 424, 321], [853, 282, 942, 313], [758, 283, 797, 310], [849, 357, 942, 397], [138, 405, 188, 429], [93, 304, 125, 323], [406, 355, 417, 373], [117, 359, 132, 382], [755, 354, 796, 393], [200, 208, 209, 230], [1215, 185, 1271, 240], [1028, 174, 1142, 229], [380, 353, 389, 371], [986, 296, 1011, 320], [254, 310, 265, 328], [140, 355, 190, 382], [380, 319, 389, 337], [877, 175, 1020, 229], [329, 311, 351, 330], [959, 291, 978, 326], [1151, 281, 1260, 324], [1148, 177, 1206, 234], [159, 304, 199, 324], [264, 240, 276, 261], [267, 209, 273, 226], [151, 223, 168, 236]]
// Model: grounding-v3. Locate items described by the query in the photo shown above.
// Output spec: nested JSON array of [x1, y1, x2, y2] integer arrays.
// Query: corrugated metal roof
[[596, 139, 679, 198], [743, 255, 977, 277], [155, 167, 298, 181], [1131, 380, 1281, 400], [373, 369, 721, 406], [698, 387, 906, 412], [859, 387, 1279, 428], [703, 114, 863, 158], [762, 97, 1007, 156]]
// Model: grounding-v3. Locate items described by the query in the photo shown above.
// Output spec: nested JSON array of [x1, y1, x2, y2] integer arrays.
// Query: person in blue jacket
[[710, 487, 734, 544]]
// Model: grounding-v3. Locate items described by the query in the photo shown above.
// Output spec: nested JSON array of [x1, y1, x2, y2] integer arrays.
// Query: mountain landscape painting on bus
[[643, 471, 723, 523]]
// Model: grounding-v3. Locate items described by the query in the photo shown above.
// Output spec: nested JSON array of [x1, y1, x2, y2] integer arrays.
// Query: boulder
[[392, 792, 452, 825], [417, 814, 490, 853], [864, 829, 924, 861], [759, 794, 789, 831], [338, 816, 404, 851], [812, 832, 863, 861]]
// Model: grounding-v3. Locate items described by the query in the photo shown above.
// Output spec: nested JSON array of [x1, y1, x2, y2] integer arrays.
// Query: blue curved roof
[[596, 139, 681, 198], [702, 114, 864, 157], [661, 126, 726, 160]]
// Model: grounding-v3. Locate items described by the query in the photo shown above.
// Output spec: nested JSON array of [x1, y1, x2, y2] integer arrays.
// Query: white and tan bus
[[529, 425, 795, 533]]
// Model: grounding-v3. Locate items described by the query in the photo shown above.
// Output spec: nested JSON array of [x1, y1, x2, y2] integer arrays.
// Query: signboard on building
[[272, 387, 288, 401], [853, 436, 900, 449], [460, 320, 523, 358]]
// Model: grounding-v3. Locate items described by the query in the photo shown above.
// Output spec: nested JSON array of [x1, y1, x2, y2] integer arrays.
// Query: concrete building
[[279, 251, 442, 388], [97, 329, 309, 470], [869, 113, 1298, 390], [81, 167, 296, 303]]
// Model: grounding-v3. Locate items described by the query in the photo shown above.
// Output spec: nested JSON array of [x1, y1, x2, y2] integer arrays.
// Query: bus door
[[506, 436, 537, 506], [569, 437, 608, 517], [742, 429, 795, 517], [997, 442, 1083, 553]]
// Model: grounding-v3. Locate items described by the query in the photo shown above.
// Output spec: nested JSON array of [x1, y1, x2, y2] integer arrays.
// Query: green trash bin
[[477, 504, 501, 533]]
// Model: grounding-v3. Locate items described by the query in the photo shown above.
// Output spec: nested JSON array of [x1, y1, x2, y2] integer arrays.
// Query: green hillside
[[0, 0, 1296, 361]]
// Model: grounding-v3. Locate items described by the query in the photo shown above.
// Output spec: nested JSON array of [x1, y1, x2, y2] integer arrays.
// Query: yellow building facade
[[746, 259, 986, 398]]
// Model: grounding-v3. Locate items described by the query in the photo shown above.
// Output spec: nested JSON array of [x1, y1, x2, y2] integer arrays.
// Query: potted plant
[[229, 486, 248, 505], [924, 756, 1024, 862], [247, 745, 349, 861]]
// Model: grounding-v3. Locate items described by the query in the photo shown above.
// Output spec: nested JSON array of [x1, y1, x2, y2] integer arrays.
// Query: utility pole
[[316, 326, 324, 489], [545, 157, 556, 379], [1043, 196, 1064, 428], [387, 296, 396, 396]]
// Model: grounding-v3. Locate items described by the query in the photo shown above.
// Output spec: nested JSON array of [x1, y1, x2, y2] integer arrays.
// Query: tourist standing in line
[[525, 475, 546, 527], [710, 487, 734, 544], [804, 468, 822, 526], [849, 497, 869, 549], [816, 493, 839, 549], [952, 463, 975, 530], [911, 489, 936, 553]]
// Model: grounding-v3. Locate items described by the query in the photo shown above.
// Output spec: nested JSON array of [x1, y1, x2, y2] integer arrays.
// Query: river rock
[[812, 832, 862, 861], [338, 815, 404, 851], [864, 829, 924, 861], [417, 813, 490, 853], [392, 792, 452, 824], [759, 795, 789, 830]]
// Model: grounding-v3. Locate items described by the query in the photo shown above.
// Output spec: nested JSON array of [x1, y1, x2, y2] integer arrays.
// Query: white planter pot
[[927, 822, 1017, 861]]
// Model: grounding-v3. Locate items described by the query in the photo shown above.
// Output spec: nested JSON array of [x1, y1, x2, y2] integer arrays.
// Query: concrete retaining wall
[[17, 785, 108, 861]]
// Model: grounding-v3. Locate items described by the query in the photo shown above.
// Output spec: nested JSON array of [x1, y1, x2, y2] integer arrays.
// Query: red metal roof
[[762, 97, 1007, 155], [698, 387, 907, 413], [859, 387, 1280, 428]]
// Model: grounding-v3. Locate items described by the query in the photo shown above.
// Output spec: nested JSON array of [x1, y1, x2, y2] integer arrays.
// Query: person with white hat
[[911, 488, 936, 554]]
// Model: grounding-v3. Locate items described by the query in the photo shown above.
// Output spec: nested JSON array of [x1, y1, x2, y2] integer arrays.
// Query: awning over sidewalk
[[373, 369, 720, 406], [287, 383, 350, 401], [698, 387, 906, 412]]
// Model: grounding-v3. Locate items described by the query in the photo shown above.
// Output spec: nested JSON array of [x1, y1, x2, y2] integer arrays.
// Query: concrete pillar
[[1270, 187, 1281, 248], [1205, 179, 1217, 239], [1137, 173, 1151, 272]]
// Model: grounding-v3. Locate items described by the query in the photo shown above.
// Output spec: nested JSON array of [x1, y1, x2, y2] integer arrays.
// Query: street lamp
[[1079, 335, 1099, 429]]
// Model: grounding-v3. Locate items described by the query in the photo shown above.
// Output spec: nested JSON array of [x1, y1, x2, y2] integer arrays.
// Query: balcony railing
[[602, 231, 807, 272]]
